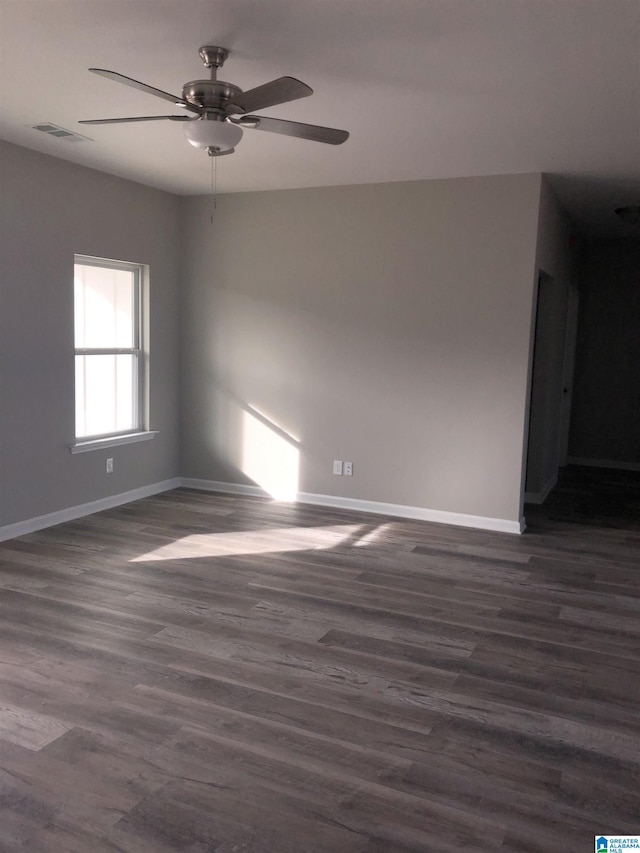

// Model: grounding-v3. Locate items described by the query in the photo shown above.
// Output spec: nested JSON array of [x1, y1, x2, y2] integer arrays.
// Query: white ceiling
[[1, 0, 639, 238]]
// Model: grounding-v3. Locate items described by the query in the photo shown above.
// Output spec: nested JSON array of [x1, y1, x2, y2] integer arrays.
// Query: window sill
[[69, 431, 158, 454]]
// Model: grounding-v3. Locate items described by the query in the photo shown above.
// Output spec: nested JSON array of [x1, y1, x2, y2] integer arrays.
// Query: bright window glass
[[74, 264, 136, 349], [75, 354, 136, 438], [74, 257, 144, 440]]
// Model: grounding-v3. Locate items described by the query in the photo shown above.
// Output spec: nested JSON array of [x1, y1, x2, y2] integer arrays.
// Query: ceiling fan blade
[[237, 115, 349, 144], [225, 77, 312, 115], [89, 68, 200, 113], [79, 115, 195, 125]]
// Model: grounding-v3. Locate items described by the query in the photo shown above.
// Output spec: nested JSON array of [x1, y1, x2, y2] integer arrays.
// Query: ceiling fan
[[79, 45, 349, 156]]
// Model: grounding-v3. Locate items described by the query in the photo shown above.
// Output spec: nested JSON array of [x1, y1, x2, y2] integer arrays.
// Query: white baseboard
[[180, 478, 524, 534], [0, 476, 525, 544], [568, 457, 640, 472], [181, 478, 268, 498], [0, 478, 181, 543], [525, 473, 558, 505]]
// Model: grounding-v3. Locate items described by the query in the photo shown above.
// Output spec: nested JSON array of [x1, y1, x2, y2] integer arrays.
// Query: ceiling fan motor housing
[[181, 80, 244, 112]]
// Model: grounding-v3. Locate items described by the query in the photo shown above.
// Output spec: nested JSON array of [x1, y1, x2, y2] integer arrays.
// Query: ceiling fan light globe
[[183, 119, 243, 151]]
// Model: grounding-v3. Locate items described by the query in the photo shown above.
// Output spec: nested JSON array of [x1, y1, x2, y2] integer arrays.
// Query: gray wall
[[569, 240, 640, 465], [0, 141, 181, 527], [180, 174, 541, 525], [525, 177, 576, 501]]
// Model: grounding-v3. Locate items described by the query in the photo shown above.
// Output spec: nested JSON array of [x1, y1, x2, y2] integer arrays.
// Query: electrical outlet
[[344, 461, 353, 476], [333, 460, 343, 475], [106, 457, 114, 474]]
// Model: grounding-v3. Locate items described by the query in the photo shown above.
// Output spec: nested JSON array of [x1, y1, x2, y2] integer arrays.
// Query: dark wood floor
[[0, 467, 638, 851]]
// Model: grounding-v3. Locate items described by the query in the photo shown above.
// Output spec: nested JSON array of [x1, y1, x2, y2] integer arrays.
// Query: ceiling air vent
[[32, 123, 91, 142]]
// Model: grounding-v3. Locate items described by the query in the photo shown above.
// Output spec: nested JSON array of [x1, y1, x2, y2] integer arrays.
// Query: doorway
[[524, 272, 577, 506]]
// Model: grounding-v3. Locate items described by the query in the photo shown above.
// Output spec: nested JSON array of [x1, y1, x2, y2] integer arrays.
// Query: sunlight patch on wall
[[130, 523, 364, 562], [241, 408, 299, 501]]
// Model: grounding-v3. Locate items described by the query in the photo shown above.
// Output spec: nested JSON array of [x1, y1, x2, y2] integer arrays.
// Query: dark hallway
[[526, 464, 640, 530]]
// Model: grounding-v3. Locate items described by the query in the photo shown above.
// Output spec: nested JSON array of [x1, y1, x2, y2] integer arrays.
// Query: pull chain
[[210, 153, 218, 224]]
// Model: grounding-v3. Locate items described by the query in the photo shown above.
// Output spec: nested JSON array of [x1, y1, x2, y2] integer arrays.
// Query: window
[[73, 255, 150, 448]]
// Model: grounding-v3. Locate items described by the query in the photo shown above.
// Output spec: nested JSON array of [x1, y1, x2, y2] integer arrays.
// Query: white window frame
[[71, 255, 156, 453]]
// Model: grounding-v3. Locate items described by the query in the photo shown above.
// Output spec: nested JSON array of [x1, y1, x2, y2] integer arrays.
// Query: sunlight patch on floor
[[352, 523, 393, 547], [130, 524, 365, 561]]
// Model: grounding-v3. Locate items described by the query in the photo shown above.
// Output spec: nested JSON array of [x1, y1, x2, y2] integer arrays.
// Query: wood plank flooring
[[0, 467, 638, 851]]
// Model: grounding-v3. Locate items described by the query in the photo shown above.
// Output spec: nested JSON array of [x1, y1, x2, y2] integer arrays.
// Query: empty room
[[1, 0, 639, 850]]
